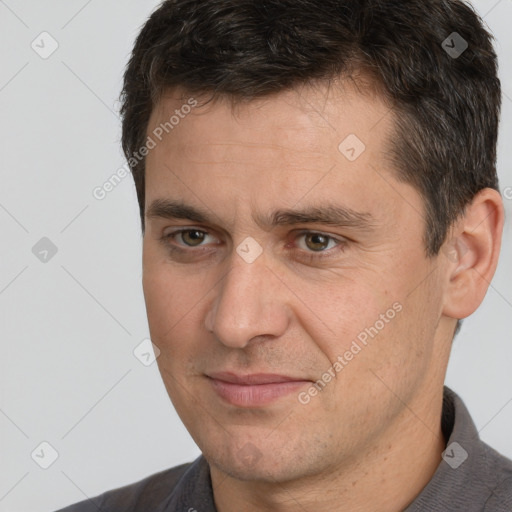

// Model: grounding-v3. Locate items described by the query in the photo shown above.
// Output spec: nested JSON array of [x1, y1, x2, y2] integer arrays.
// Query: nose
[[204, 249, 290, 349]]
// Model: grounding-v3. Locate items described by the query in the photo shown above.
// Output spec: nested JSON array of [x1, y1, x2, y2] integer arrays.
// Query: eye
[[297, 232, 338, 252], [162, 229, 217, 247], [291, 231, 347, 261], [160, 228, 347, 261]]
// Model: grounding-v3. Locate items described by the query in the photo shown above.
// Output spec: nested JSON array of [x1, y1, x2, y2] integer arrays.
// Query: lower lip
[[208, 378, 309, 407]]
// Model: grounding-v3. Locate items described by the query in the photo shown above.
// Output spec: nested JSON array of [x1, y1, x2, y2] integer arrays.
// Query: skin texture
[[142, 81, 504, 512]]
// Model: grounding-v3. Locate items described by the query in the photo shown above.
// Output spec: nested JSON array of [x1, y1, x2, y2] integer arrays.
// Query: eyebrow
[[146, 199, 378, 232]]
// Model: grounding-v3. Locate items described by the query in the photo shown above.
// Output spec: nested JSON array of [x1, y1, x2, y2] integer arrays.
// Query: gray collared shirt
[[55, 386, 512, 511]]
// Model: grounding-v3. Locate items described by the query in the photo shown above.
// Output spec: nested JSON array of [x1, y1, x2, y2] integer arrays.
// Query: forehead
[[143, 82, 422, 234], [147, 81, 391, 156]]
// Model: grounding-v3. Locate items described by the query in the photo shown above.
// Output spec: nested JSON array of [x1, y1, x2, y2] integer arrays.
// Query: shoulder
[[54, 461, 192, 512], [482, 443, 512, 511]]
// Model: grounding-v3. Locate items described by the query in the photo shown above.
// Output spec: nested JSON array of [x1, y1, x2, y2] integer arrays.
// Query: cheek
[[143, 269, 206, 392], [301, 275, 396, 358], [142, 260, 201, 344]]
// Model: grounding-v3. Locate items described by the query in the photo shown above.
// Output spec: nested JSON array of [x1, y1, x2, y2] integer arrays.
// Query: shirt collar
[[404, 385, 494, 510]]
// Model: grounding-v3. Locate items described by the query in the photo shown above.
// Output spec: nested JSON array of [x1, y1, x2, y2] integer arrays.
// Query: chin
[[201, 435, 321, 484], [208, 451, 296, 482]]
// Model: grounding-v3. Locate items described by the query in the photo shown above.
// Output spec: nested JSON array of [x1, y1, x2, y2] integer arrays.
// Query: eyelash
[[160, 228, 347, 261]]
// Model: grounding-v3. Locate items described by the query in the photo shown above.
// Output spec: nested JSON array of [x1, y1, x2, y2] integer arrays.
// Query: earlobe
[[442, 188, 505, 320]]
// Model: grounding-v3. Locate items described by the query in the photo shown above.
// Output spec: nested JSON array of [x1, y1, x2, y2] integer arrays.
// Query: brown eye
[[181, 230, 207, 246], [304, 233, 331, 252]]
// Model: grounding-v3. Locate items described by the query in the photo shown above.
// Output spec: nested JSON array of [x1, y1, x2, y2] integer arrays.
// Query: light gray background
[[0, 1, 511, 511]]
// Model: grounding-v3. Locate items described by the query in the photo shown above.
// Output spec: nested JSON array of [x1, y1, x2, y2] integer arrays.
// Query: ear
[[441, 188, 505, 320]]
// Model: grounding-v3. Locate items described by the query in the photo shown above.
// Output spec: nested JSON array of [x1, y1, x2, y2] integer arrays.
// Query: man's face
[[142, 83, 452, 482]]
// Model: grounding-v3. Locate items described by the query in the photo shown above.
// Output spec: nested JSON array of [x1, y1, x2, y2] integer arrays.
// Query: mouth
[[206, 372, 312, 407]]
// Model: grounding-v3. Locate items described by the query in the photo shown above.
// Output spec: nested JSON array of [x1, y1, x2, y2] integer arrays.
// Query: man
[[57, 0, 512, 510]]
